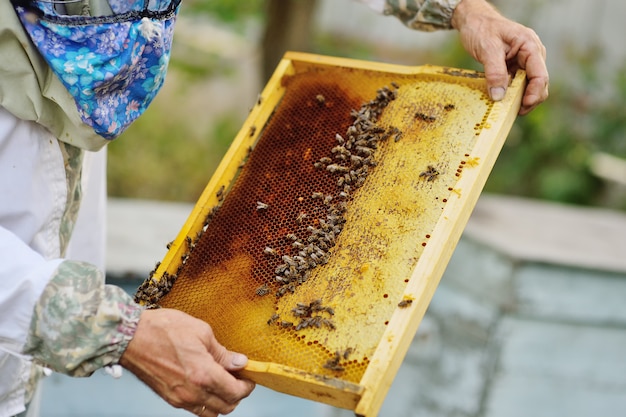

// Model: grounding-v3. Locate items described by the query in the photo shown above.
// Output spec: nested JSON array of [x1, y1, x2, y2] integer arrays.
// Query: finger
[[201, 328, 249, 371], [201, 360, 256, 403], [519, 56, 549, 115], [196, 394, 240, 417], [507, 31, 548, 115], [193, 404, 216, 417], [479, 43, 510, 102], [519, 79, 549, 115]]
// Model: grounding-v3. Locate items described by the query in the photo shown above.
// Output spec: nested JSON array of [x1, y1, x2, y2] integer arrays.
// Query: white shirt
[[0, 106, 106, 417]]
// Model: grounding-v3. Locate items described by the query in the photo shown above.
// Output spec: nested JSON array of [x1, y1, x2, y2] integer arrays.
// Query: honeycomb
[[134, 56, 511, 400]]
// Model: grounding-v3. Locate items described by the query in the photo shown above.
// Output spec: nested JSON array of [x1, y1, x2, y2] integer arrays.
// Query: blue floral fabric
[[15, 0, 180, 139]]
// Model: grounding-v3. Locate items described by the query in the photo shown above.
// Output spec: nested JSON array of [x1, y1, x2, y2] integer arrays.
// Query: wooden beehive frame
[[144, 52, 525, 417]]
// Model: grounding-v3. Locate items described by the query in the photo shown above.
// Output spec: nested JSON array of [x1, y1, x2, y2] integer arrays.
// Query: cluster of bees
[[268, 299, 336, 331], [134, 206, 218, 308], [136, 83, 403, 318], [134, 261, 173, 308], [323, 347, 354, 372], [261, 84, 401, 306]]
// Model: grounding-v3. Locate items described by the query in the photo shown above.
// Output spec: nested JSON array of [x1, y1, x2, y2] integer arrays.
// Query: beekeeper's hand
[[119, 308, 255, 417], [452, 0, 549, 115]]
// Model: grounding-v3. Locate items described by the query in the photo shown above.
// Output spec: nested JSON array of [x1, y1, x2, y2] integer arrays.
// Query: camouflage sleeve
[[359, 0, 463, 31], [22, 260, 144, 376]]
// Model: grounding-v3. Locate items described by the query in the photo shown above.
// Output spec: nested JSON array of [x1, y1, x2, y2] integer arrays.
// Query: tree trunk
[[261, 0, 319, 82]]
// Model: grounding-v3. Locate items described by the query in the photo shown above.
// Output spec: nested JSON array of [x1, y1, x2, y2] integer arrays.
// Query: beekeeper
[[0, 1, 548, 417]]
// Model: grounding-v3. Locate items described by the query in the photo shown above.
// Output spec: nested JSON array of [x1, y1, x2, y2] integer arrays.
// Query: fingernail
[[490, 87, 506, 101], [232, 353, 248, 367]]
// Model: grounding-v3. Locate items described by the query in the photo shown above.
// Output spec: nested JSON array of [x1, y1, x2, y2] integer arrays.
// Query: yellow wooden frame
[[145, 52, 525, 417]]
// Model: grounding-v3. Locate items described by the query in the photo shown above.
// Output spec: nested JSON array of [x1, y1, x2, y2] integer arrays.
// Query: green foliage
[[589, 67, 626, 160], [107, 101, 239, 202], [181, 0, 264, 27], [484, 61, 626, 209], [313, 32, 377, 62], [484, 87, 603, 205]]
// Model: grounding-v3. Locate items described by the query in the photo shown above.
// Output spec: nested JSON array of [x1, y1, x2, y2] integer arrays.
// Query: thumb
[[481, 49, 510, 102], [209, 340, 249, 371], [224, 351, 249, 371]]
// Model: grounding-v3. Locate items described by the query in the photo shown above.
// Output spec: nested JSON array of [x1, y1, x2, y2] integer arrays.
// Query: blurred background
[[42, 1, 626, 417], [107, 0, 626, 211]]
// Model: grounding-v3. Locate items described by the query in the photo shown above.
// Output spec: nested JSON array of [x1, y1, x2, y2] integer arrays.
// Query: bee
[[324, 363, 344, 372], [295, 318, 313, 330], [343, 347, 354, 360], [298, 270, 311, 283], [386, 126, 402, 142], [185, 236, 195, 250], [276, 286, 289, 297], [216, 185, 225, 201], [323, 351, 344, 372], [256, 201, 269, 211], [321, 318, 336, 330], [326, 164, 349, 173], [166, 240, 174, 250], [391, 81, 400, 89], [444, 103, 455, 111], [419, 165, 439, 181], [315, 94, 325, 105], [263, 246, 277, 256], [275, 275, 289, 284], [398, 299, 413, 308], [257, 94, 263, 105], [292, 304, 309, 317], [267, 314, 279, 325], [335, 133, 345, 144], [415, 112, 437, 122], [318, 156, 332, 164], [280, 321, 294, 328], [350, 154, 363, 165], [363, 156, 376, 167], [306, 225, 319, 234], [296, 212, 308, 224], [282, 255, 297, 267], [291, 303, 310, 317], [312, 192, 324, 199], [249, 125, 257, 137], [256, 284, 270, 296], [286, 282, 297, 293], [355, 146, 373, 157]]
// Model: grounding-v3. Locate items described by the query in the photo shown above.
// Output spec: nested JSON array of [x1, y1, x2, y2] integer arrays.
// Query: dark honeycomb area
[[155, 68, 403, 383]]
